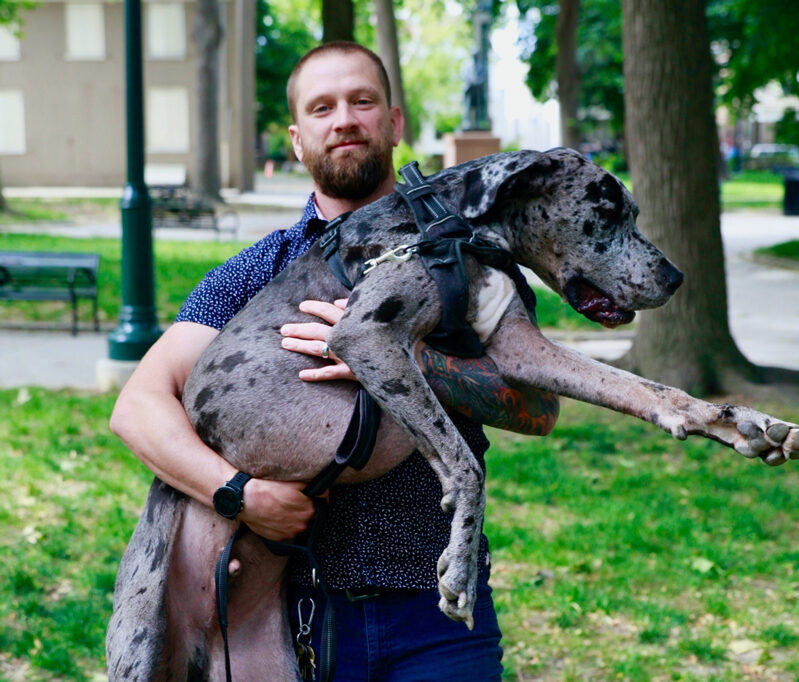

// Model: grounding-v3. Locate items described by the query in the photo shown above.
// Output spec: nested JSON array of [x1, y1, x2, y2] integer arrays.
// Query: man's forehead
[[295, 52, 384, 102]]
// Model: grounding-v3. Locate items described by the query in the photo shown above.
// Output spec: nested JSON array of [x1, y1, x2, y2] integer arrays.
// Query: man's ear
[[458, 149, 562, 219], [390, 106, 404, 147], [289, 124, 304, 162]]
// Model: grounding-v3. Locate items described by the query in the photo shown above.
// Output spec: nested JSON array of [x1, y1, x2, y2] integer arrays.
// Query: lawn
[[755, 239, 799, 263], [0, 233, 595, 332], [721, 171, 784, 210], [2, 388, 798, 680]]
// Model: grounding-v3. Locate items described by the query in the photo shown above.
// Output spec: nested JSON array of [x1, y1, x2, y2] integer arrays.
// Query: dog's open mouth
[[564, 277, 636, 328]]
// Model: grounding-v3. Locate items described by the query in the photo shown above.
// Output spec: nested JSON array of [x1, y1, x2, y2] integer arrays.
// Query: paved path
[[1, 210, 797, 390]]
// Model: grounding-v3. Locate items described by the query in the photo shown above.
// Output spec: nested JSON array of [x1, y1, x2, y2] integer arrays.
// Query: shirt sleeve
[[175, 230, 293, 330]]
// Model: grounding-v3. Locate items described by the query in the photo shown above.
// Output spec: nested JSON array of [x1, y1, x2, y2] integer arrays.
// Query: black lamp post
[[108, 0, 161, 361]]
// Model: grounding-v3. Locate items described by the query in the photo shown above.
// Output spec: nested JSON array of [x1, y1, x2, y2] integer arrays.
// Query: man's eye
[[355, 98, 373, 106], [313, 105, 331, 114]]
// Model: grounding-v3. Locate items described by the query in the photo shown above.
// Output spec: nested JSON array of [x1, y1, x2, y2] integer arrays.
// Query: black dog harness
[[216, 161, 534, 682]]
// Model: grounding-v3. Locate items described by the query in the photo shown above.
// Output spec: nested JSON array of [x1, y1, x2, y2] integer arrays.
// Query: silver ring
[[321, 342, 329, 359]]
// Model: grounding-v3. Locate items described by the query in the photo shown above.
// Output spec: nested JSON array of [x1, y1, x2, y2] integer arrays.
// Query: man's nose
[[332, 104, 358, 131]]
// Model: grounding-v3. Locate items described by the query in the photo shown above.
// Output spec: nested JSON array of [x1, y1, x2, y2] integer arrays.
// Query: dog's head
[[451, 147, 683, 328]]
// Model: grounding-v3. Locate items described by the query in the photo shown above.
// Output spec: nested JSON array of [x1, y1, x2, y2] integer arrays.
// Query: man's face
[[289, 52, 404, 201]]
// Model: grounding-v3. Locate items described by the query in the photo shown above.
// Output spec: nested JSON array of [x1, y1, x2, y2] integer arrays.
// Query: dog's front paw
[[436, 551, 477, 629], [708, 405, 799, 466]]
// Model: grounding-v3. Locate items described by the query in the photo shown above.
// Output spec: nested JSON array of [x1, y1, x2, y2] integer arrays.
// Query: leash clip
[[297, 597, 316, 641], [362, 244, 416, 274]]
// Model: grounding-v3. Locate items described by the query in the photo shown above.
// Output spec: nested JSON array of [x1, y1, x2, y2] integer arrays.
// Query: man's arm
[[110, 321, 316, 540], [281, 300, 560, 436]]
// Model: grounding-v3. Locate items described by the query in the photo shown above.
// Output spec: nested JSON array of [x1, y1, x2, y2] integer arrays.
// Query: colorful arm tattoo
[[419, 346, 559, 436]]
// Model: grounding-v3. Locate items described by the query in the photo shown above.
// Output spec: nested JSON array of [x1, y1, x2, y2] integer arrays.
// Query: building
[[0, 0, 255, 190]]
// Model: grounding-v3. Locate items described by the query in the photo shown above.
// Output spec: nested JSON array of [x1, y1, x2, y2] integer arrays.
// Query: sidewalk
[[1, 211, 798, 390]]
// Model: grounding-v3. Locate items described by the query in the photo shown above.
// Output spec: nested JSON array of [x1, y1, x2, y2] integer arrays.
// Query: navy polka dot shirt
[[176, 195, 491, 589]]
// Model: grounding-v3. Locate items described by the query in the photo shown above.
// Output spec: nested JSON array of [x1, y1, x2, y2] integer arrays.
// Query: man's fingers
[[299, 364, 357, 382], [280, 321, 332, 341], [281, 336, 336, 359], [298, 299, 345, 324]]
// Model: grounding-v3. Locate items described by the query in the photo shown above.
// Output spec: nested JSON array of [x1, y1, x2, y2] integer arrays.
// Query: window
[[65, 3, 106, 60], [0, 91, 26, 155], [0, 24, 21, 61], [146, 87, 190, 153], [147, 3, 186, 59]]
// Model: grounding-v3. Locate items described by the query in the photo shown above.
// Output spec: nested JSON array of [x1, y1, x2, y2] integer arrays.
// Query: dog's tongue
[[567, 279, 636, 328]]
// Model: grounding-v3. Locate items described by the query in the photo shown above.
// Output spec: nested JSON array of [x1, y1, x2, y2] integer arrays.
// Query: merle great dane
[[107, 148, 799, 680]]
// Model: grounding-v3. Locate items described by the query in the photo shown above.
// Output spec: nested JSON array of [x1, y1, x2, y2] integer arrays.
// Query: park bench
[[0, 251, 100, 336], [150, 186, 239, 237]]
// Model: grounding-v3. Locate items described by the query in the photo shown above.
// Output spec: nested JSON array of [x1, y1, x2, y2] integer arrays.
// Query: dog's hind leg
[[162, 501, 299, 681]]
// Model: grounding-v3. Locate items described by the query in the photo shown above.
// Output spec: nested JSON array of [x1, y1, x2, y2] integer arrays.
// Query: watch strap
[[227, 471, 252, 492]]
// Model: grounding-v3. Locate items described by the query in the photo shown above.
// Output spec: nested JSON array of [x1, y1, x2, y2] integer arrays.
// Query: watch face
[[213, 486, 241, 518]]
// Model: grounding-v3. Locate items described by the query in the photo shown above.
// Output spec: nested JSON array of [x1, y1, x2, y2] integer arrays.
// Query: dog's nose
[[659, 259, 684, 294]]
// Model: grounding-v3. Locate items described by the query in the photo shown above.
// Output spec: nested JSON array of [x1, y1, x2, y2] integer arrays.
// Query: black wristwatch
[[212, 471, 252, 519]]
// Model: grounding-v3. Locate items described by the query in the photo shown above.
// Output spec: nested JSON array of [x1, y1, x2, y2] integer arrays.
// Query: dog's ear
[[458, 148, 574, 220]]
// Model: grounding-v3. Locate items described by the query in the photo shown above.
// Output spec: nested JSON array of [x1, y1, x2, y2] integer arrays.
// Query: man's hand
[[280, 299, 357, 382], [239, 479, 319, 541]]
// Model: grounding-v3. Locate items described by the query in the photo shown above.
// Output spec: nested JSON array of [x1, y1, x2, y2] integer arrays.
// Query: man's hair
[[286, 42, 392, 122]]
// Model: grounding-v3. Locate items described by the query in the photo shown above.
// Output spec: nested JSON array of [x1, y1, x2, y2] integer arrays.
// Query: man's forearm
[[419, 346, 559, 435]]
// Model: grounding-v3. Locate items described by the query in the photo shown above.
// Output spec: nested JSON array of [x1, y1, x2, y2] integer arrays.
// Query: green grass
[[721, 171, 784, 210], [485, 399, 799, 680], [0, 198, 120, 225], [755, 239, 799, 262], [2, 389, 798, 679], [613, 170, 784, 211], [0, 234, 598, 332]]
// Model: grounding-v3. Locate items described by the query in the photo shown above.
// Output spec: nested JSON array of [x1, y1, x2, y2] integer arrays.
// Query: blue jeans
[[292, 577, 503, 681]]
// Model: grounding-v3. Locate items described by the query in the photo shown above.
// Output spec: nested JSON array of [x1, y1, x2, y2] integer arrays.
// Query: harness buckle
[[362, 245, 416, 275]]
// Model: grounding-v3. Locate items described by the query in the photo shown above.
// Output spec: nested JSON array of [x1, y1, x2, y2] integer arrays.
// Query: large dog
[[107, 148, 798, 680]]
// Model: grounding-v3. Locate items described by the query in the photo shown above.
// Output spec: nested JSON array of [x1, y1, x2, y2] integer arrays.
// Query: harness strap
[[302, 387, 381, 498], [319, 212, 355, 290]]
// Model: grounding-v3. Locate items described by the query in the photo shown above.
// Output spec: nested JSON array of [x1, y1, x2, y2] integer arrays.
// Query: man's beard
[[302, 130, 394, 201]]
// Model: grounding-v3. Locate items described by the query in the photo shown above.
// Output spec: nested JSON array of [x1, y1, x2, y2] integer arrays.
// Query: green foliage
[[0, 0, 36, 27], [255, 0, 316, 138], [515, 0, 624, 139], [708, 0, 799, 113], [514, 0, 799, 145], [775, 108, 799, 146]]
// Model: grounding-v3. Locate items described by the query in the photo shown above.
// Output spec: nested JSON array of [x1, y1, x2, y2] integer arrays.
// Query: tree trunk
[[557, 0, 581, 150], [619, 0, 798, 397], [194, 0, 223, 201], [374, 0, 412, 145], [322, 0, 354, 43]]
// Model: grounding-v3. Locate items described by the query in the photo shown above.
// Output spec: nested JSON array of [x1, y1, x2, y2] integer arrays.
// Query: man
[[111, 42, 559, 680]]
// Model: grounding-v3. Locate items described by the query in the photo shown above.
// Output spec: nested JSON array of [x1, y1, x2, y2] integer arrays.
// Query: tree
[[516, 0, 624, 144], [374, 0, 412, 145], [193, 0, 224, 200], [322, 0, 354, 42], [555, 0, 580, 149], [618, 0, 798, 397]]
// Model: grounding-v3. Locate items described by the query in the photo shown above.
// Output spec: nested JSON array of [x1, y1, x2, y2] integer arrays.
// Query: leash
[[214, 387, 380, 682]]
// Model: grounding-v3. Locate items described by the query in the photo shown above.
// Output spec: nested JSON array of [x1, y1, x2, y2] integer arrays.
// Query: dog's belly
[[183, 312, 417, 482]]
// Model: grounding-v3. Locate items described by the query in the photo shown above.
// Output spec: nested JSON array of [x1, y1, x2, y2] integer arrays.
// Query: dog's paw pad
[[766, 422, 790, 444]]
